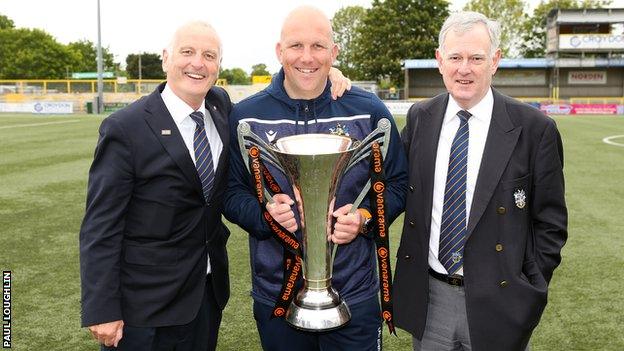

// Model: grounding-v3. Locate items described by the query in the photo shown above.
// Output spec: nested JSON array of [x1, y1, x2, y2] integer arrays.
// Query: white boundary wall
[[0, 102, 74, 114], [383, 101, 414, 116]]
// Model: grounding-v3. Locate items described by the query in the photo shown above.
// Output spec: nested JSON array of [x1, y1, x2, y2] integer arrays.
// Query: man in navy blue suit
[[394, 11, 567, 351], [79, 21, 232, 351]]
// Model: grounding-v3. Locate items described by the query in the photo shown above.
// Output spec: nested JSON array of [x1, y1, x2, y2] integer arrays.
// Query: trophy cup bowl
[[272, 134, 356, 331]]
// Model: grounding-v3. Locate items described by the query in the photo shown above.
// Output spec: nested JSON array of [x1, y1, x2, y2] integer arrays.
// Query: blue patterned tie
[[189, 111, 215, 201], [439, 110, 471, 275]]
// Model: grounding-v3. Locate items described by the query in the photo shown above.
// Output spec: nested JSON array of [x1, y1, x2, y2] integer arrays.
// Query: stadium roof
[[403, 57, 624, 69], [547, 8, 624, 24]]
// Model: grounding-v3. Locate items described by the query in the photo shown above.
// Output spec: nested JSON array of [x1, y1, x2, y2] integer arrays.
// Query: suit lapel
[[204, 91, 229, 201], [420, 95, 448, 235], [143, 85, 204, 197], [467, 90, 521, 236]]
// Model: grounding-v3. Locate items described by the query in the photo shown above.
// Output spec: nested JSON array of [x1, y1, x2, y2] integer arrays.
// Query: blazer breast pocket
[[501, 173, 531, 190], [500, 173, 531, 212]]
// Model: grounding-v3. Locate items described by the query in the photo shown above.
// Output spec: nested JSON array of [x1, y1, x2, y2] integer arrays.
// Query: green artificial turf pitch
[[0, 113, 623, 350]]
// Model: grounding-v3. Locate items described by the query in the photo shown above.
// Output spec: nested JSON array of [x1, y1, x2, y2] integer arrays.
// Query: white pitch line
[[0, 119, 81, 130], [602, 135, 624, 147]]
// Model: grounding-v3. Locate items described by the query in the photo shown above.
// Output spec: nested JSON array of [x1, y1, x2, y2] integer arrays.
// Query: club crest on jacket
[[513, 189, 526, 209], [329, 123, 350, 136]]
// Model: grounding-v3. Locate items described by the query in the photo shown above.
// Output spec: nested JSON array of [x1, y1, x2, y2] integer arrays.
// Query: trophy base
[[285, 287, 351, 332]]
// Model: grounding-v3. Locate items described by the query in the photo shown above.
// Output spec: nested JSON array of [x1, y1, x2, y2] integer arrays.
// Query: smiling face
[[436, 23, 500, 110], [276, 7, 338, 100], [162, 23, 221, 110]]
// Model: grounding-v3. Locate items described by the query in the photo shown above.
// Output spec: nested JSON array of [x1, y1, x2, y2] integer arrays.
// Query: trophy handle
[[237, 122, 286, 204], [347, 118, 392, 212], [330, 118, 392, 263]]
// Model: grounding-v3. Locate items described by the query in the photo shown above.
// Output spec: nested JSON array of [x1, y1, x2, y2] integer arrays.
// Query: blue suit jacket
[[80, 83, 231, 327], [394, 89, 567, 350]]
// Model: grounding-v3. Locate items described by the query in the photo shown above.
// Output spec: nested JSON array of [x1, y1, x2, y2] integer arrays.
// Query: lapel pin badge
[[161, 129, 172, 136], [513, 189, 526, 209], [451, 251, 463, 263]]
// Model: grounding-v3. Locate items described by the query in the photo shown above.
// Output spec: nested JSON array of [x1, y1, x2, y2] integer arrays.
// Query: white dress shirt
[[429, 88, 494, 276], [161, 84, 223, 171], [161, 83, 224, 274]]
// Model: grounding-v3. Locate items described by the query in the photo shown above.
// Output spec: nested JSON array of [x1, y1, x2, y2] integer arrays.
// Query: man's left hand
[[88, 320, 124, 347], [330, 204, 362, 244], [328, 67, 352, 100]]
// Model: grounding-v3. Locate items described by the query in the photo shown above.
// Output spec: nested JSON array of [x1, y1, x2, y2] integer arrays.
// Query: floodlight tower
[[96, 0, 104, 114]]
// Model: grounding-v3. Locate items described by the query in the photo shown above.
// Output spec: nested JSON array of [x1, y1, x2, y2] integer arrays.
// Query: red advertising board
[[570, 104, 618, 114], [540, 103, 619, 115]]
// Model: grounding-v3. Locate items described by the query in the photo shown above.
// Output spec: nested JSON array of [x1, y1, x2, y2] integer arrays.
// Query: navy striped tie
[[189, 111, 215, 201], [439, 110, 471, 275]]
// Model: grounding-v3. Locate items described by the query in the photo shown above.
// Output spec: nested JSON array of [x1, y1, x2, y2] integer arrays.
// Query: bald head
[[280, 6, 334, 44], [275, 6, 338, 100]]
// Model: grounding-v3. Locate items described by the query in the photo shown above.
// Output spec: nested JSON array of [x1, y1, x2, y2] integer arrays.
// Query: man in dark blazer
[[80, 21, 231, 350], [394, 11, 567, 351]]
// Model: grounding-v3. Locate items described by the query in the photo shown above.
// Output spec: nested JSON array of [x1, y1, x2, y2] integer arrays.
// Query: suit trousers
[[412, 275, 471, 351], [412, 275, 531, 351], [102, 275, 222, 351]]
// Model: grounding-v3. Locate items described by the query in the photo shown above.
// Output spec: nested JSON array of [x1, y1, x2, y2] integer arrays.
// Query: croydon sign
[[0, 102, 74, 114], [559, 34, 624, 50]]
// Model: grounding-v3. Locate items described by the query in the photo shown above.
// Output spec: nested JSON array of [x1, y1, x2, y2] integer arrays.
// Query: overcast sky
[[1, 0, 623, 74]]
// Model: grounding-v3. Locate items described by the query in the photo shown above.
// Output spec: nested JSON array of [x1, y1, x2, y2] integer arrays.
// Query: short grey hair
[[438, 11, 501, 56], [166, 21, 223, 60]]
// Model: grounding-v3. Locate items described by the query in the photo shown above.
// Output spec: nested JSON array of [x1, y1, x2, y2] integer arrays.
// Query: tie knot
[[457, 110, 471, 123], [190, 111, 205, 127]]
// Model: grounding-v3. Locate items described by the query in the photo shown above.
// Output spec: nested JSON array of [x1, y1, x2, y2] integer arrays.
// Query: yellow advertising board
[[252, 75, 272, 84]]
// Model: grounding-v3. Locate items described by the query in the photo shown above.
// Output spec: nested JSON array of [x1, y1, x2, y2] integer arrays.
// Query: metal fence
[[0, 79, 231, 95], [0, 79, 166, 95]]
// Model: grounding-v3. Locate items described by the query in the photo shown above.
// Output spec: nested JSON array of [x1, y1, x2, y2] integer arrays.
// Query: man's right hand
[[266, 193, 298, 233], [88, 320, 124, 347]]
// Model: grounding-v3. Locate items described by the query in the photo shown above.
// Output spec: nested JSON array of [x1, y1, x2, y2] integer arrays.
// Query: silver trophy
[[237, 119, 392, 331]]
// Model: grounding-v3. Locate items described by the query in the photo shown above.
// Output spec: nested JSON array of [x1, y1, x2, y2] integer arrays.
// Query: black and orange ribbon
[[248, 143, 395, 332], [248, 146, 303, 318], [369, 141, 396, 335]]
